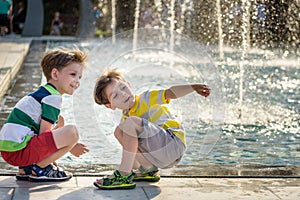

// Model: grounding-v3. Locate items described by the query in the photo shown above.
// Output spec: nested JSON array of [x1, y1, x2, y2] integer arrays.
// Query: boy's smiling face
[[104, 78, 135, 110], [50, 62, 83, 95]]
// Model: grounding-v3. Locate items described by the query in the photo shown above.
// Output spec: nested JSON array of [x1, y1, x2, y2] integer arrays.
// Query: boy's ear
[[51, 68, 59, 80], [105, 104, 112, 109]]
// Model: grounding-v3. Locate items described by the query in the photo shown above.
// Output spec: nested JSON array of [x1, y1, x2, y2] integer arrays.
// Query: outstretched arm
[[165, 84, 210, 99]]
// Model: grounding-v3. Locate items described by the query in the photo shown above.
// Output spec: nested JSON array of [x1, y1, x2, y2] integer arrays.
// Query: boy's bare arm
[[39, 115, 66, 134], [39, 115, 64, 134], [52, 115, 64, 130], [165, 84, 210, 99], [39, 119, 53, 134]]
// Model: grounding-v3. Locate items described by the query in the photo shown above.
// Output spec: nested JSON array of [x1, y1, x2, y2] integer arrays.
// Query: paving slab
[[0, 176, 300, 200], [268, 186, 300, 199], [0, 188, 13, 200]]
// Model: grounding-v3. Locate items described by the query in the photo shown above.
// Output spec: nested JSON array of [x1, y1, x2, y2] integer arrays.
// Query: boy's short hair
[[41, 47, 88, 81], [94, 68, 126, 105]]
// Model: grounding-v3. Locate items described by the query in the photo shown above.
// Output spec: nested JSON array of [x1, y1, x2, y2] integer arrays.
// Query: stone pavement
[[0, 37, 300, 200], [0, 175, 299, 200]]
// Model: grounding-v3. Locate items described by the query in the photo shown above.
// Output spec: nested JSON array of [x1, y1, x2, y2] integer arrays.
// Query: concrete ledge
[[2, 163, 299, 177], [0, 42, 31, 99]]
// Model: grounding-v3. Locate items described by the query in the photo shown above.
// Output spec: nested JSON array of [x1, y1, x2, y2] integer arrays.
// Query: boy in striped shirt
[[0, 47, 89, 181]]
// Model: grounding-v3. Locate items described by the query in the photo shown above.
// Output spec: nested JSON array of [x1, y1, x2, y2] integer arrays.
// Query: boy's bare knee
[[114, 126, 121, 138], [125, 116, 142, 127], [65, 125, 79, 142], [120, 116, 143, 136], [129, 116, 143, 132]]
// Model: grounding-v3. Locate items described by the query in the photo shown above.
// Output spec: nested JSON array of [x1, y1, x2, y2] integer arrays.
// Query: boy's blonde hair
[[41, 47, 88, 81], [94, 68, 126, 105]]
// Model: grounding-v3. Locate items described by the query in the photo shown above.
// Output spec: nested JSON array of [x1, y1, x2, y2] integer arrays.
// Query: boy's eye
[[70, 73, 76, 76], [113, 93, 118, 99], [119, 83, 127, 90]]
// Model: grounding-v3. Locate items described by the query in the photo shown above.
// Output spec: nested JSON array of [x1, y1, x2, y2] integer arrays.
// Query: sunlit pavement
[[0, 175, 299, 200]]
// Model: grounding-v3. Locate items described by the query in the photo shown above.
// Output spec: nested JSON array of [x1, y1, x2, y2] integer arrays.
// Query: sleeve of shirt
[[161, 89, 171, 104], [148, 89, 170, 105], [41, 95, 61, 124]]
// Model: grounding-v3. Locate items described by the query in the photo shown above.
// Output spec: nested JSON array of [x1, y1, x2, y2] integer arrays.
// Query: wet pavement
[[0, 36, 299, 199]]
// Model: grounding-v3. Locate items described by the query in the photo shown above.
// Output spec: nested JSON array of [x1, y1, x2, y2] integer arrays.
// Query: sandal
[[93, 170, 136, 190], [133, 166, 160, 182], [29, 164, 72, 182], [16, 165, 33, 181]]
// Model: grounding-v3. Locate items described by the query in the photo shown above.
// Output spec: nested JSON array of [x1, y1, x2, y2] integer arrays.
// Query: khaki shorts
[[137, 119, 186, 169]]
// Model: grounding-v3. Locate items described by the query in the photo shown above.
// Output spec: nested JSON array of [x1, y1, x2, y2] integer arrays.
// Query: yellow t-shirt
[[122, 89, 186, 145]]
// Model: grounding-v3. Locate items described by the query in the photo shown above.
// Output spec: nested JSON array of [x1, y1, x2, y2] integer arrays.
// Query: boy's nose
[[75, 79, 80, 87], [120, 91, 126, 97]]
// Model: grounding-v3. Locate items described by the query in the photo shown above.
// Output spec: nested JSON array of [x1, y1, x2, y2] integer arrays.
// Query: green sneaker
[[94, 170, 136, 190], [133, 166, 160, 182]]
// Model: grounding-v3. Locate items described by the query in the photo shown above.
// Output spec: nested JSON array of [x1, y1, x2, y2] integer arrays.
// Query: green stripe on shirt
[[44, 84, 61, 95], [41, 102, 60, 123], [0, 135, 33, 152], [6, 108, 40, 133]]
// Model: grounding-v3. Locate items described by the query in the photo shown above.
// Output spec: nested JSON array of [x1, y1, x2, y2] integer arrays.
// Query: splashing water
[[1, 1, 299, 171], [65, 28, 224, 165], [46, 26, 299, 167]]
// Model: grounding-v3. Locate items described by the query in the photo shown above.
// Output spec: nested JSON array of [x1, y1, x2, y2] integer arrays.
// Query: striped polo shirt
[[124, 89, 186, 145], [0, 83, 61, 152]]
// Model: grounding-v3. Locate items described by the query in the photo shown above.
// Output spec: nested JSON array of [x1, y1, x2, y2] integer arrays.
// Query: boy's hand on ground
[[70, 143, 89, 157], [192, 84, 211, 97]]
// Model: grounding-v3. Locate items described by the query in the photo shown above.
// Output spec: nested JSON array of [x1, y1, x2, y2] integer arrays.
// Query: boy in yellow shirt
[[93, 68, 210, 189]]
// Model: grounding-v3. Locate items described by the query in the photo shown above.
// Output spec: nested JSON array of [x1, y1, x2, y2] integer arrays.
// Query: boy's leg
[[27, 125, 79, 181], [114, 125, 153, 170], [114, 117, 160, 182], [135, 151, 155, 169], [115, 117, 163, 170], [35, 124, 79, 168], [118, 132, 138, 174], [2, 124, 78, 167], [94, 116, 148, 188], [94, 117, 160, 187], [114, 116, 148, 174], [3, 124, 79, 181]]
